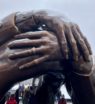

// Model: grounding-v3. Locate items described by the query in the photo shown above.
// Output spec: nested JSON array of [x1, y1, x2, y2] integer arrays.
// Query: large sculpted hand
[[16, 10, 92, 62], [0, 36, 62, 96], [0, 10, 92, 96], [8, 31, 62, 69], [8, 23, 92, 74], [62, 23, 93, 74]]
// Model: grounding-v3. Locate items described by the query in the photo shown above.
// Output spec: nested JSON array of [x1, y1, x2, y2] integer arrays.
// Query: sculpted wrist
[[0, 13, 20, 45], [15, 12, 37, 32]]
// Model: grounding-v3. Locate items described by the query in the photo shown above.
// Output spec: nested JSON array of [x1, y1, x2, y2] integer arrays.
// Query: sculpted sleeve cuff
[[0, 13, 20, 45], [70, 65, 95, 104]]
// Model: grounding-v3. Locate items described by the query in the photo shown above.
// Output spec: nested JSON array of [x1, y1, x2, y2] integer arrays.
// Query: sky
[[0, 0, 95, 98]]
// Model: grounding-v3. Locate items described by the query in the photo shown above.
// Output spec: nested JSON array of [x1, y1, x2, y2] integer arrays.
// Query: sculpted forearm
[[0, 13, 20, 46], [69, 64, 95, 104]]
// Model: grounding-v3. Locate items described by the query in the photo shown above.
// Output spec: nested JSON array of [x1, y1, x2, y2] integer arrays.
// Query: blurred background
[[0, 0, 95, 103]]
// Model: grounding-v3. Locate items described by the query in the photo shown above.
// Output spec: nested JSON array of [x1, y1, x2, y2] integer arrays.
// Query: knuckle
[[74, 23, 79, 27], [70, 23, 76, 30], [73, 48, 79, 55], [62, 41, 67, 46], [70, 38, 76, 44], [29, 49, 33, 54], [83, 36, 88, 41], [64, 23, 69, 29], [64, 49, 68, 54], [69, 22, 74, 27], [43, 38, 51, 44], [85, 50, 89, 54], [64, 24, 70, 33], [83, 45, 89, 52], [34, 59, 39, 64], [42, 30, 50, 36], [81, 43, 89, 53], [62, 45, 68, 53], [27, 31, 33, 35], [79, 39, 84, 44], [70, 41, 79, 55], [75, 24, 80, 30]]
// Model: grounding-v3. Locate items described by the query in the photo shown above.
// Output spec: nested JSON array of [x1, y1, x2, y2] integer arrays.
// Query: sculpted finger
[[71, 23, 90, 61], [8, 39, 48, 49], [19, 55, 49, 70], [9, 46, 49, 59], [65, 24, 79, 61], [75, 25, 92, 55], [61, 30, 69, 59], [15, 31, 48, 39]]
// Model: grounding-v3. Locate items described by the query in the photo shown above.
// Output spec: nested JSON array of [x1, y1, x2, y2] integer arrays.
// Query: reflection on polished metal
[[32, 47, 36, 55]]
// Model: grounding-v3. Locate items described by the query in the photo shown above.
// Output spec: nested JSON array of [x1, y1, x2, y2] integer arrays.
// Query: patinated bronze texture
[[0, 10, 94, 104], [16, 10, 92, 61]]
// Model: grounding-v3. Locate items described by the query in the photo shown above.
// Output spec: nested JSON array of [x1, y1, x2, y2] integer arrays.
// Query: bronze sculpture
[[0, 10, 94, 104]]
